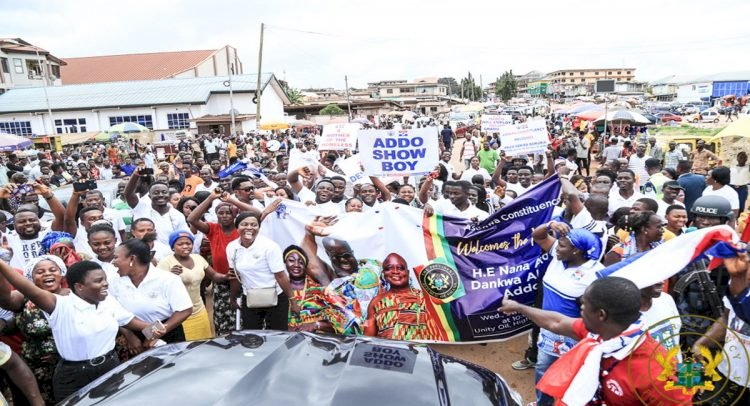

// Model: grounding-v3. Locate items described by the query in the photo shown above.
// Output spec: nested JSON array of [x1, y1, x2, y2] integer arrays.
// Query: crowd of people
[[0, 114, 747, 405]]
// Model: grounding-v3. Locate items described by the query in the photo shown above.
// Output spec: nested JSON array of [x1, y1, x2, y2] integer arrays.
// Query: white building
[[0, 73, 289, 137], [0, 38, 65, 94], [368, 78, 448, 99], [676, 81, 713, 103]]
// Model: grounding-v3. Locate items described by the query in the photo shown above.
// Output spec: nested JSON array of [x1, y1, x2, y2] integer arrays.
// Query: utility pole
[[255, 23, 265, 129], [480, 74, 483, 101], [344, 75, 352, 122], [228, 62, 236, 136], [34, 47, 54, 135]]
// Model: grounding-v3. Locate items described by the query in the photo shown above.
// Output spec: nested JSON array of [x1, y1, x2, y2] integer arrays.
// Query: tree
[[278, 80, 304, 104], [438, 77, 460, 96], [319, 104, 345, 116], [495, 70, 518, 101], [460, 72, 483, 101]]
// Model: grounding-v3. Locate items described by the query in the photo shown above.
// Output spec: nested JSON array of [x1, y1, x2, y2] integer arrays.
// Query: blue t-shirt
[[677, 173, 706, 212]]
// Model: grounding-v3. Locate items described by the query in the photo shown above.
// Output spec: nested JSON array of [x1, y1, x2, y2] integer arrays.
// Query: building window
[[386, 89, 393, 94], [0, 121, 32, 136], [0, 58, 7, 74], [569, 72, 574, 76], [108, 115, 154, 129], [580, 79, 585, 82], [167, 113, 190, 129], [26, 60, 43, 79], [626, 71, 631, 74], [607, 71, 612, 75], [399, 88, 411, 93], [13, 58, 23, 74], [580, 72, 584, 75], [54, 118, 87, 134], [431, 107, 438, 112], [50, 65, 60, 79], [594, 72, 599, 75], [617, 71, 621, 75]]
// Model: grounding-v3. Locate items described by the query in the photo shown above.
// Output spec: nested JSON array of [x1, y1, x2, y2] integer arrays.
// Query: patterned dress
[[16, 301, 58, 404], [370, 289, 436, 341], [323, 259, 382, 335], [288, 277, 327, 329]]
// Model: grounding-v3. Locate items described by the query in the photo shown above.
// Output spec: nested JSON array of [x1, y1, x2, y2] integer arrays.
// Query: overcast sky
[[5, 0, 750, 89]]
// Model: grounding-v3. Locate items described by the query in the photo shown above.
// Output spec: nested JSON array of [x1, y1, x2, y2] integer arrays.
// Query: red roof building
[[61, 45, 243, 84]]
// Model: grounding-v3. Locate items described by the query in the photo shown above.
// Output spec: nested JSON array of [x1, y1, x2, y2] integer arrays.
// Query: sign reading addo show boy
[[358, 128, 439, 177]]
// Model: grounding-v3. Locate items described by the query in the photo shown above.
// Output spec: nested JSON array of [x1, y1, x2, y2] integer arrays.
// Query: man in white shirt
[[143, 149, 156, 169], [656, 181, 685, 218], [428, 181, 489, 221], [730, 151, 749, 214], [124, 172, 189, 246], [438, 151, 455, 181], [600, 138, 623, 164], [703, 166, 740, 218], [460, 157, 491, 182], [608, 169, 645, 216], [628, 143, 650, 188]]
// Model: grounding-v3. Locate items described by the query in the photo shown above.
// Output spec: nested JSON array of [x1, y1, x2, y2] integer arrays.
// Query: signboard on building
[[595, 79, 615, 93]]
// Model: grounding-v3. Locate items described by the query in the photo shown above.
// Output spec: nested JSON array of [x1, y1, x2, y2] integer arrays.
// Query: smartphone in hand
[[141, 320, 165, 340]]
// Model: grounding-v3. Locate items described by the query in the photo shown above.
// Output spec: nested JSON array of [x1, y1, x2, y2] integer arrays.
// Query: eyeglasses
[[239, 187, 255, 192], [328, 252, 354, 262]]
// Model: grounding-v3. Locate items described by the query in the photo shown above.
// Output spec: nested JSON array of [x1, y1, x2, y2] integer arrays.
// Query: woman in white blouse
[[110, 239, 192, 344], [228, 212, 300, 331], [0, 260, 160, 402]]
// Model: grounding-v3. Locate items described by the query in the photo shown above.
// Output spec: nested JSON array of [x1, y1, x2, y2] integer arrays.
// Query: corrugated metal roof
[[0, 74, 274, 114], [60, 50, 216, 84]]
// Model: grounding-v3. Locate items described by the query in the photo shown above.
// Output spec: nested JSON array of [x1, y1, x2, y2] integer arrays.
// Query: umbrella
[[95, 132, 119, 142], [574, 109, 605, 121], [259, 121, 290, 131], [563, 103, 598, 114], [350, 118, 370, 125], [0, 133, 32, 152], [710, 117, 750, 140], [593, 110, 651, 124], [105, 122, 150, 133]]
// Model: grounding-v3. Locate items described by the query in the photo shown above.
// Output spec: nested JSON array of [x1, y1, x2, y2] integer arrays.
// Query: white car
[[689, 110, 720, 123]]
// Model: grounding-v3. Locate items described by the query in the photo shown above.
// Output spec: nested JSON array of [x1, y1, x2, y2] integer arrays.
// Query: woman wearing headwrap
[[284, 245, 332, 333], [157, 231, 227, 340], [42, 231, 85, 268], [363, 253, 436, 340], [0, 255, 69, 404], [529, 221, 605, 406]]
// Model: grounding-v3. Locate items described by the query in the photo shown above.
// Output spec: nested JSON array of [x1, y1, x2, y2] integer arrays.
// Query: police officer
[[670, 195, 732, 350]]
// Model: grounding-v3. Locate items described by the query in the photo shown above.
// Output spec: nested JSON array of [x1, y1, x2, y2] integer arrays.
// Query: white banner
[[481, 114, 512, 133], [336, 154, 369, 185], [358, 128, 440, 177], [319, 123, 360, 151], [498, 120, 550, 156]]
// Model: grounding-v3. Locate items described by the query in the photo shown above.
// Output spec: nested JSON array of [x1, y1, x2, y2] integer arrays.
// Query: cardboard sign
[[336, 154, 368, 185], [480, 114, 512, 133], [319, 123, 360, 151], [358, 128, 439, 177], [498, 120, 549, 156]]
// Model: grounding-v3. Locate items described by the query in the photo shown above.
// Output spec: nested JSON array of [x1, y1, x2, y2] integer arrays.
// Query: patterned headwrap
[[565, 229, 603, 262], [168, 230, 195, 249], [40, 231, 74, 254], [283, 245, 308, 266], [24, 255, 67, 281]]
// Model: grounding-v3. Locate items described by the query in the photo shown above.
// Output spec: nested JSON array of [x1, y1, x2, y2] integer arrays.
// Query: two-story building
[[0, 38, 65, 94], [548, 68, 636, 96], [368, 78, 448, 99]]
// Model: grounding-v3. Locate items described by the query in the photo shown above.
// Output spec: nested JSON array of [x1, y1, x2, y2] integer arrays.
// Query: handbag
[[231, 248, 279, 308]]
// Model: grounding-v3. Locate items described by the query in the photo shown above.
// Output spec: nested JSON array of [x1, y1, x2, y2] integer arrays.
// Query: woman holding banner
[[363, 253, 435, 341]]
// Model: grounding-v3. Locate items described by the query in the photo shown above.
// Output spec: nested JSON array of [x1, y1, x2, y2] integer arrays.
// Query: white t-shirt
[[608, 190, 646, 217], [656, 199, 684, 218], [505, 182, 530, 198], [730, 165, 750, 186], [430, 198, 489, 221], [226, 236, 286, 295], [132, 196, 189, 246], [702, 185, 740, 210], [204, 139, 217, 154], [7, 229, 49, 270], [45, 293, 134, 361], [641, 293, 681, 355], [461, 167, 491, 182], [108, 265, 192, 323], [195, 182, 218, 194]]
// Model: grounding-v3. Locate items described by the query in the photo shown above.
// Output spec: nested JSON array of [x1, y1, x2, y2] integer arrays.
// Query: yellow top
[[157, 254, 209, 315]]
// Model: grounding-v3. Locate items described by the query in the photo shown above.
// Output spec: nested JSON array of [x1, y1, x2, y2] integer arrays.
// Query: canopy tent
[[0, 133, 32, 152], [593, 110, 651, 125], [258, 121, 290, 131], [60, 132, 97, 145], [710, 117, 750, 140], [574, 109, 605, 121], [562, 103, 599, 114], [290, 119, 316, 128]]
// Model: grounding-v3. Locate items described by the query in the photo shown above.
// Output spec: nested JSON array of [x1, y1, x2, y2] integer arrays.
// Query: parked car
[[653, 112, 683, 123], [60, 331, 524, 406], [688, 109, 721, 123]]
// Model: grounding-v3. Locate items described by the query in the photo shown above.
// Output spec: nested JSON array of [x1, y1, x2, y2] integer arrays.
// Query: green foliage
[[460, 72, 483, 101], [278, 80, 303, 104], [495, 70, 518, 101], [438, 77, 460, 96], [319, 104, 346, 116]]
